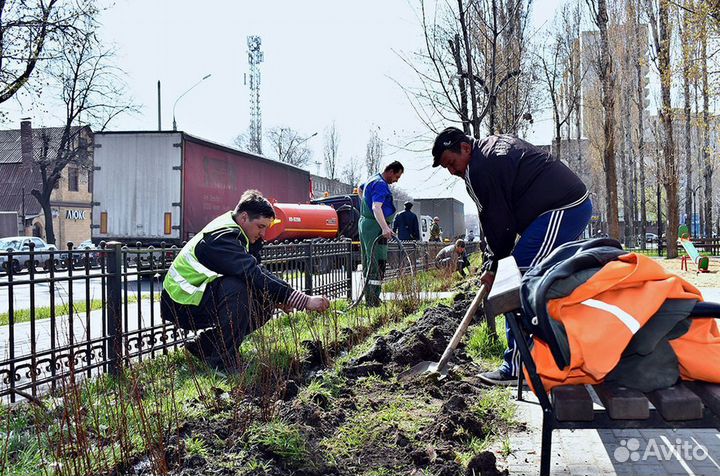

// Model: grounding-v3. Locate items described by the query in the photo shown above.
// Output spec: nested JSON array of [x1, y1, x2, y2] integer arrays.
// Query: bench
[[485, 256, 720, 476]]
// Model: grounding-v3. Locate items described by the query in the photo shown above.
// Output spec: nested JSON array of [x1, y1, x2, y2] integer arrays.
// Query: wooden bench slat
[[685, 382, 720, 416], [647, 383, 704, 421], [594, 383, 650, 420], [552, 385, 594, 421]]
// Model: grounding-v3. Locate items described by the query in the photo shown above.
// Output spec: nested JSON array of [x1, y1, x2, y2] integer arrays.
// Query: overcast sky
[[9, 0, 561, 213]]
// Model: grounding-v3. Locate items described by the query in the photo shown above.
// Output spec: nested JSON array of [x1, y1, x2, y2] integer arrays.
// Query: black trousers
[[161, 276, 274, 366]]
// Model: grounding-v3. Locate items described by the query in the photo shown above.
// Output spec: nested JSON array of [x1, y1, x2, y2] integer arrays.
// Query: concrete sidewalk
[[502, 390, 720, 476]]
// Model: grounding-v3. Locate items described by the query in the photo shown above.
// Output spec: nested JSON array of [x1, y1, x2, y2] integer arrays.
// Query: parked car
[[0, 236, 58, 273], [60, 239, 99, 268]]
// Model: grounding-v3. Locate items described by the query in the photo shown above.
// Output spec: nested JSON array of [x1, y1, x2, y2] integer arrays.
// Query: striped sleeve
[[286, 290, 310, 311]]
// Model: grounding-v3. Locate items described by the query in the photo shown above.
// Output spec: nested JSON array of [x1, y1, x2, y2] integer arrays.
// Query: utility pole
[[157, 80, 162, 131]]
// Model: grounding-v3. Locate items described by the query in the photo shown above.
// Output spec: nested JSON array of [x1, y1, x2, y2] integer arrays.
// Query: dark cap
[[432, 127, 467, 167], [404, 201, 413, 208]]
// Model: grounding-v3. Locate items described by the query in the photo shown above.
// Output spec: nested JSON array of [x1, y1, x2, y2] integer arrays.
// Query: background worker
[[429, 217, 442, 242], [161, 190, 330, 372], [431, 128, 591, 386], [359, 161, 404, 307], [435, 239, 471, 277], [393, 201, 420, 241]]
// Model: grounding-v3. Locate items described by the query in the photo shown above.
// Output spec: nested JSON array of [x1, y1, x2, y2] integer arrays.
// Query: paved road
[[0, 269, 162, 314]]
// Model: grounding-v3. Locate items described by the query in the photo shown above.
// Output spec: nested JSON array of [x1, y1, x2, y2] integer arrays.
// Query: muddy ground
[[123, 296, 515, 476]]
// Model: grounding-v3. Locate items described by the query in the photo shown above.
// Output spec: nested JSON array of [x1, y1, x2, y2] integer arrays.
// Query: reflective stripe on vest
[[163, 211, 249, 306]]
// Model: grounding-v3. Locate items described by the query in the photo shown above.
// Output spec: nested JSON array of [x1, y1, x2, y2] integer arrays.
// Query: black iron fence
[[0, 239, 357, 402], [0, 237, 476, 402], [626, 238, 720, 257]]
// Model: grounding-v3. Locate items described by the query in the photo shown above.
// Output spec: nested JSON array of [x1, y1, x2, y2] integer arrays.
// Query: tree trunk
[[658, 0, 679, 258], [450, 34, 471, 134], [31, 190, 55, 245], [596, 0, 620, 240], [701, 17, 713, 238], [681, 9, 693, 231], [637, 56, 647, 249]]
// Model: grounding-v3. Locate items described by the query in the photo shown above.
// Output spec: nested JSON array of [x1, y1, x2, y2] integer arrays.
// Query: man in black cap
[[431, 127, 591, 385], [393, 201, 420, 241]]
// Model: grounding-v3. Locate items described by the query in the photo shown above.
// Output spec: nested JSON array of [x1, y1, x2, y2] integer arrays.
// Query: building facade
[[0, 120, 93, 248]]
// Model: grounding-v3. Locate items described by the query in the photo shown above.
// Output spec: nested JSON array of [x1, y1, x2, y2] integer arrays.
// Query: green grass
[[246, 419, 308, 463], [1, 350, 233, 475], [0, 293, 161, 326], [466, 315, 507, 368]]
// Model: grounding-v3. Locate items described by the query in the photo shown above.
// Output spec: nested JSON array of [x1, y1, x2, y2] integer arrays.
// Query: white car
[[0, 236, 58, 273]]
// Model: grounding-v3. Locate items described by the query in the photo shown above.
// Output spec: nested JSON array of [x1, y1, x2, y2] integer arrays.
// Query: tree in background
[[539, 0, 585, 162], [365, 129, 383, 177], [0, 0, 99, 110], [266, 127, 313, 167], [323, 122, 340, 180], [403, 0, 536, 138], [646, 0, 679, 257], [31, 26, 136, 245], [585, 0, 620, 240], [341, 157, 362, 190]]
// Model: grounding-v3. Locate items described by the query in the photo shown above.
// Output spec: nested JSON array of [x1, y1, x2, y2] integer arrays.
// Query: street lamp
[[172, 73, 212, 131]]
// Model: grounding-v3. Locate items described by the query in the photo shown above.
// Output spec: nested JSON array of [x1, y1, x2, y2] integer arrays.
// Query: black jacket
[[464, 135, 587, 272], [195, 227, 307, 308], [393, 209, 420, 240]]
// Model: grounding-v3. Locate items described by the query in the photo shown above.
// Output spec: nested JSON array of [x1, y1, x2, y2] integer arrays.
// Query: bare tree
[[266, 127, 313, 167], [0, 0, 99, 107], [401, 0, 536, 138], [31, 29, 136, 245], [586, 0, 620, 240], [646, 0, 679, 257], [323, 122, 340, 180], [365, 129, 383, 177], [342, 157, 363, 190], [233, 131, 251, 152], [698, 3, 714, 238], [679, 1, 696, 227], [539, 0, 585, 161]]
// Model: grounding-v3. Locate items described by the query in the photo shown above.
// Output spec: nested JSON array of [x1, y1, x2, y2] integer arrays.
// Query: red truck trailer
[[91, 131, 311, 245]]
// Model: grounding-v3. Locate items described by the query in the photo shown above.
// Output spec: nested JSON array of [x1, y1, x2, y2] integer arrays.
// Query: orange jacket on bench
[[528, 253, 720, 392]]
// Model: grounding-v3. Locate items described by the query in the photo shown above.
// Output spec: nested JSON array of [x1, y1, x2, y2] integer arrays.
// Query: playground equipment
[[678, 224, 710, 273]]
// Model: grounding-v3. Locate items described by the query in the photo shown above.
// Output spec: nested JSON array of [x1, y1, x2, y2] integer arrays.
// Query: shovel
[[399, 283, 489, 380]]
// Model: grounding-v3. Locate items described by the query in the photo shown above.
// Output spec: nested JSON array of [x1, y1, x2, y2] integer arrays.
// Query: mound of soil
[[123, 298, 508, 476]]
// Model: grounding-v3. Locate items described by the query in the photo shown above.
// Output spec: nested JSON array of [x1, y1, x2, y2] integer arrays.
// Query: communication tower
[[247, 36, 264, 154]]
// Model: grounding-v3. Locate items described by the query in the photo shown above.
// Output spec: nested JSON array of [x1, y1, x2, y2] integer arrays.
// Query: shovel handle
[[436, 284, 489, 372]]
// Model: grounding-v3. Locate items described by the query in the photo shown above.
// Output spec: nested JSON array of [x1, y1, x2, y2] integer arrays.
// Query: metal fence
[[0, 238, 356, 402], [0, 237, 479, 402], [626, 238, 720, 257]]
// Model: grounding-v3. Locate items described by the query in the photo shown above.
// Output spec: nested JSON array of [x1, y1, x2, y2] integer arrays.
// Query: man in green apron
[[359, 161, 404, 306]]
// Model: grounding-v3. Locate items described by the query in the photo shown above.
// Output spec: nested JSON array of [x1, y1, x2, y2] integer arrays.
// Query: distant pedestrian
[[393, 201, 420, 241], [429, 217, 442, 242], [435, 239, 471, 277]]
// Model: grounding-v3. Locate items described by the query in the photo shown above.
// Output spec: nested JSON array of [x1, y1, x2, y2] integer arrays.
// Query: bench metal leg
[[517, 361, 524, 401], [541, 410, 553, 476]]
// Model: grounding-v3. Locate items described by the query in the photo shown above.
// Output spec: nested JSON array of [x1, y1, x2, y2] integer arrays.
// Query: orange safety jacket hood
[[520, 239, 720, 393]]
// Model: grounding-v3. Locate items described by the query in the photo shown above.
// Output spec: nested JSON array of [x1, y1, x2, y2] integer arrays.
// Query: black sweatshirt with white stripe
[[464, 135, 588, 273], [194, 227, 309, 310]]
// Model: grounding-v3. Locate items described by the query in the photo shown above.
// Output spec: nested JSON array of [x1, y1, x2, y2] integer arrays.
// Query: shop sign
[[65, 209, 87, 220]]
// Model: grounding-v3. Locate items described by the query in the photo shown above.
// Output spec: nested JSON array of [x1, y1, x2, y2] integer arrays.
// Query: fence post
[[106, 241, 123, 376], [304, 241, 314, 295], [346, 240, 353, 301]]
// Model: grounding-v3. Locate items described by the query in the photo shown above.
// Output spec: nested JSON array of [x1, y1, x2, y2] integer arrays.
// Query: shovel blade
[[398, 361, 440, 380]]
